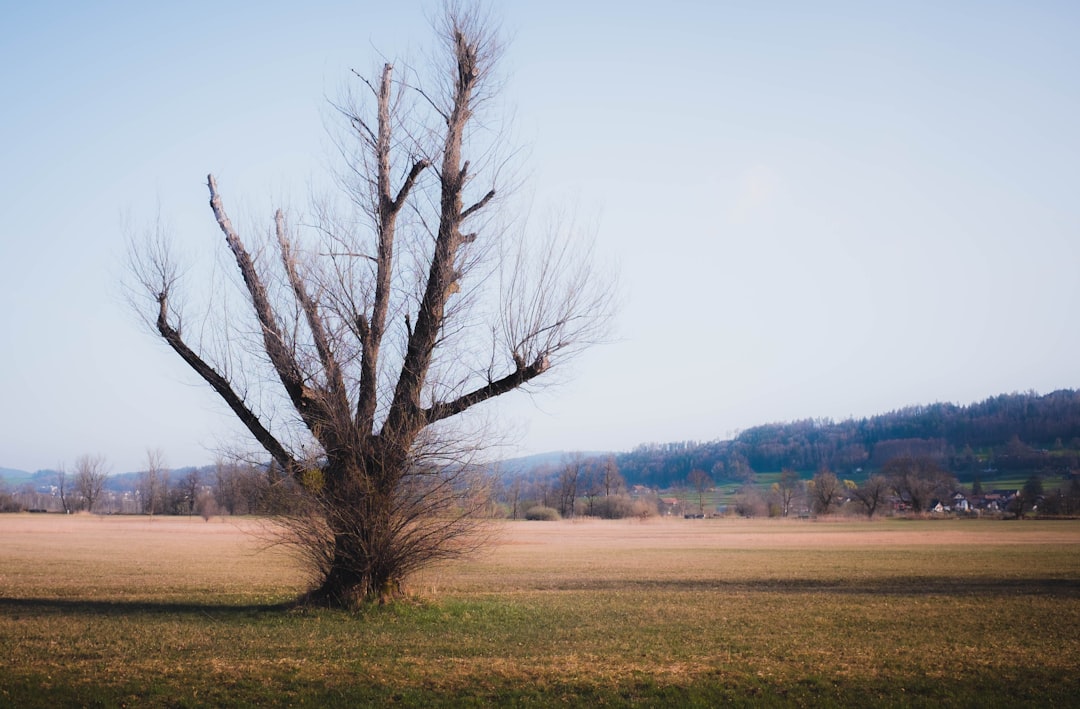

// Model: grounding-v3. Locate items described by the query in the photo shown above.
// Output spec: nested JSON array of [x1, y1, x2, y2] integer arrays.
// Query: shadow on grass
[[2, 576, 1077, 618], [0, 596, 297, 618]]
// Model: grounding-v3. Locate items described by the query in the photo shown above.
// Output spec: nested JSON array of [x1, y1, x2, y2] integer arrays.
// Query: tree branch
[[423, 354, 549, 425], [384, 29, 480, 441], [461, 189, 495, 221], [154, 292, 299, 474], [274, 210, 351, 430], [356, 64, 415, 437], [392, 158, 430, 212], [207, 175, 328, 437]]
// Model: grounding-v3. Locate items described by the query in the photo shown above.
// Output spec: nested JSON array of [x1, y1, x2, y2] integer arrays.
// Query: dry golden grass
[[2, 514, 1078, 706], [0, 514, 306, 603], [421, 516, 1080, 594]]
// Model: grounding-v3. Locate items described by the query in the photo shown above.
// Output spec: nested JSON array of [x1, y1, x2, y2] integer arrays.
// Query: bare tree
[[168, 468, 203, 517], [214, 459, 277, 515], [128, 7, 611, 607], [599, 456, 624, 497], [770, 468, 801, 518], [504, 474, 524, 519], [54, 466, 72, 514], [809, 470, 843, 515], [884, 456, 956, 514], [851, 474, 890, 518], [687, 468, 712, 516], [74, 454, 109, 513], [1010, 474, 1044, 520], [139, 448, 169, 518], [556, 455, 584, 518], [579, 463, 600, 517]]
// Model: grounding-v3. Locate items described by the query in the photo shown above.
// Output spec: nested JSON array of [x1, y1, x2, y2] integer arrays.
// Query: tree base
[[296, 575, 408, 610]]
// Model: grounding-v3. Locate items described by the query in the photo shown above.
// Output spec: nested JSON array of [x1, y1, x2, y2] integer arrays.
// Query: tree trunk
[[303, 529, 405, 608]]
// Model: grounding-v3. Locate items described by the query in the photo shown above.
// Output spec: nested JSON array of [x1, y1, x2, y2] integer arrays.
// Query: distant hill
[[615, 390, 1080, 488], [0, 466, 208, 492], [494, 451, 613, 477], [0, 467, 32, 486]]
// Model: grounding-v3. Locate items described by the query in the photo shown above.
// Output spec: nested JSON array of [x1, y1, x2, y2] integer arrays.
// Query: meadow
[[2, 514, 1078, 707]]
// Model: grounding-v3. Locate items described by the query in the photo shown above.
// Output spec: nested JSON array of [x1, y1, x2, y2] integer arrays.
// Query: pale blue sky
[[2, 1, 1078, 473]]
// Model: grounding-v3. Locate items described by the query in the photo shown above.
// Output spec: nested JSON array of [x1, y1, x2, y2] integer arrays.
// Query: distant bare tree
[[174, 469, 202, 517], [54, 466, 72, 514], [139, 448, 170, 518], [1010, 474, 1045, 520], [214, 459, 274, 515], [809, 470, 843, 515], [770, 468, 801, 518], [687, 468, 712, 516], [851, 474, 890, 518], [599, 456, 624, 497], [213, 460, 241, 515], [579, 463, 600, 516], [505, 475, 524, 519], [74, 455, 109, 513], [127, 6, 612, 607], [531, 475, 554, 510], [557, 456, 584, 518], [884, 456, 956, 514], [15, 482, 48, 512]]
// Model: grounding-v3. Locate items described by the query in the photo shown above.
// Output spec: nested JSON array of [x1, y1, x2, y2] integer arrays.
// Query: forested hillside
[[617, 390, 1080, 488]]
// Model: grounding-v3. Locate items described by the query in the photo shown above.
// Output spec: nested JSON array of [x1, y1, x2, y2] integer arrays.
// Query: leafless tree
[[127, 7, 612, 607], [809, 470, 843, 515], [214, 459, 242, 515], [0, 483, 21, 513], [74, 454, 109, 513], [214, 459, 276, 515], [687, 468, 712, 516], [556, 455, 584, 518], [14, 482, 49, 512], [1009, 474, 1044, 520], [579, 463, 600, 516], [54, 466, 72, 514], [884, 456, 956, 514], [599, 456, 624, 497], [139, 448, 170, 518], [770, 468, 801, 518], [851, 474, 890, 518], [172, 469, 203, 517], [504, 474, 524, 519]]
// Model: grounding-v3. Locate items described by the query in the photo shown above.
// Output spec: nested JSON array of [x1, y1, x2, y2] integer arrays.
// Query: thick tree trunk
[[293, 451, 408, 608], [303, 530, 405, 608]]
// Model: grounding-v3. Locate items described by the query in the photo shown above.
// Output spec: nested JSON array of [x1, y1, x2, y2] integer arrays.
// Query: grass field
[[2, 514, 1078, 707]]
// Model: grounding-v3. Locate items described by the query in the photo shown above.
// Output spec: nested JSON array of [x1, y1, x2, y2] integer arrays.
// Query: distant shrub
[[524, 505, 561, 521], [630, 495, 656, 518], [590, 495, 657, 519], [196, 492, 218, 522], [0, 492, 22, 513]]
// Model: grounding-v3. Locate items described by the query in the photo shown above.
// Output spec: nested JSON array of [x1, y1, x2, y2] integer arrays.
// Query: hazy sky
[[2, 1, 1078, 474]]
